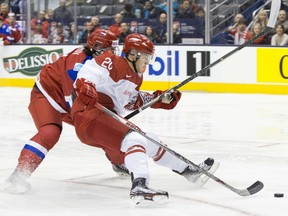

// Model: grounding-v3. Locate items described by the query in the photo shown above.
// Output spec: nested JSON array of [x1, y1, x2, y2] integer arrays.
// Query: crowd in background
[[0, 0, 288, 46], [221, 8, 288, 45]]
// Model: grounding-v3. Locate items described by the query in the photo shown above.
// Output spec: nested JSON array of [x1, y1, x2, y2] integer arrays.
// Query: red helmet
[[122, 33, 154, 55], [87, 28, 118, 50]]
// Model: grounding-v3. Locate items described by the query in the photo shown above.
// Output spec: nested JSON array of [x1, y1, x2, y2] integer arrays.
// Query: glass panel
[[2, 0, 271, 45]]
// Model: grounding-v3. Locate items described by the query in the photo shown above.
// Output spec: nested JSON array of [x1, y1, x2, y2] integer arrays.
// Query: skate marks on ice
[[0, 172, 267, 216], [1, 88, 288, 215]]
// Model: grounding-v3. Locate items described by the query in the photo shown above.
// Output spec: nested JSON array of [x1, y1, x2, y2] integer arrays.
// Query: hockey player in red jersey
[[3, 29, 129, 194], [70, 33, 218, 205]]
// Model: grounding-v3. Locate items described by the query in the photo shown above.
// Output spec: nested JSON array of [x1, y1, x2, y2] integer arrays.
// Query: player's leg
[[121, 131, 216, 204], [4, 88, 63, 193], [73, 107, 131, 176]]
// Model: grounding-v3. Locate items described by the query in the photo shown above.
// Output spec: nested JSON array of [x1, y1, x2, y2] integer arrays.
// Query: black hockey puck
[[274, 193, 284, 198]]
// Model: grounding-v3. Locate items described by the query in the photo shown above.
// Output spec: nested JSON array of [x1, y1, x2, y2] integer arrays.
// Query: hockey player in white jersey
[[70, 33, 219, 205]]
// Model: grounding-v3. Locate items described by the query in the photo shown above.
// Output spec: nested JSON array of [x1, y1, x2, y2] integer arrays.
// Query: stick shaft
[[97, 103, 263, 196]]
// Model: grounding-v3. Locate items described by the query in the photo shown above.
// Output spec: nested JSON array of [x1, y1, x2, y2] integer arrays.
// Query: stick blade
[[237, 181, 264, 197], [247, 180, 264, 195]]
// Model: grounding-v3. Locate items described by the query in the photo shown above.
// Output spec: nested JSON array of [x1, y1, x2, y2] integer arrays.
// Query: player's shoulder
[[94, 50, 122, 64], [94, 51, 129, 73], [66, 48, 86, 60], [69, 47, 85, 56]]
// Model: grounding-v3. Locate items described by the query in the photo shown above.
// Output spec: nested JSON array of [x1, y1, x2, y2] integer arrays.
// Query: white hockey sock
[[153, 149, 187, 173], [125, 150, 150, 181]]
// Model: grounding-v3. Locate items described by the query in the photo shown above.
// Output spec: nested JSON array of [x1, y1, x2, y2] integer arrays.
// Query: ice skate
[[2, 171, 31, 194], [195, 158, 220, 187], [176, 158, 219, 185], [130, 177, 169, 206], [112, 164, 130, 177]]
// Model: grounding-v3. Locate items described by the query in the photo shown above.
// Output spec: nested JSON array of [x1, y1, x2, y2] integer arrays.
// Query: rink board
[[0, 45, 287, 94]]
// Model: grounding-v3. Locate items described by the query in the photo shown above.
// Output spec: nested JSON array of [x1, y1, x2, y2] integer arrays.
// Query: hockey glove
[[74, 78, 98, 107], [151, 90, 182, 110]]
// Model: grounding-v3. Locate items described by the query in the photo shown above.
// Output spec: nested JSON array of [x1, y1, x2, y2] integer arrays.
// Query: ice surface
[[0, 87, 287, 216]]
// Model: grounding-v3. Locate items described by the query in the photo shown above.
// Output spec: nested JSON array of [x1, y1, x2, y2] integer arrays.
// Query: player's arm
[[150, 90, 182, 110], [73, 78, 98, 107], [72, 57, 109, 107]]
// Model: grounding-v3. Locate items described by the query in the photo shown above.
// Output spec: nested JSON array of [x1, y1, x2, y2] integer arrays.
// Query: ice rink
[[0, 87, 287, 216]]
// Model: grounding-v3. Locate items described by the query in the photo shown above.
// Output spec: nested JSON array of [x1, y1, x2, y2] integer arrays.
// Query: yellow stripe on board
[[1, 79, 288, 94], [142, 82, 288, 94], [0, 78, 35, 87]]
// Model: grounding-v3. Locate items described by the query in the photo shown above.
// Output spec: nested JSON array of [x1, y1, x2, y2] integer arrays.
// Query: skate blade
[[195, 162, 220, 187], [130, 194, 169, 206], [114, 172, 130, 178]]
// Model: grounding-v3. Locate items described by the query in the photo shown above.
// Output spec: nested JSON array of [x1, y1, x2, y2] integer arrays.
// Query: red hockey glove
[[74, 78, 98, 107], [151, 90, 182, 110]]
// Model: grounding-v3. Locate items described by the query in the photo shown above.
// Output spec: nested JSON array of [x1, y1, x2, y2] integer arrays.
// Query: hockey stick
[[96, 103, 264, 196], [124, 0, 281, 120]]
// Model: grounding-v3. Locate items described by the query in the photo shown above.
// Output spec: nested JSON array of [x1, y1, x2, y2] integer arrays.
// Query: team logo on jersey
[[3, 47, 63, 76]]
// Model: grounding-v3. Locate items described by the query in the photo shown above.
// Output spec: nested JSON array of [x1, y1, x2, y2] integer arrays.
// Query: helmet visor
[[138, 52, 155, 64], [129, 49, 155, 64]]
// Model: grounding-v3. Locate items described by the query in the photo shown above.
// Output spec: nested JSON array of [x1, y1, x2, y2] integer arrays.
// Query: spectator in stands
[[0, 3, 9, 20], [251, 23, 267, 44], [228, 18, 252, 45], [130, 20, 138, 33], [157, 0, 179, 15], [31, 20, 49, 44], [120, 3, 136, 19], [141, 0, 164, 19], [155, 12, 167, 43], [196, 6, 204, 17], [108, 13, 122, 37], [227, 13, 244, 32], [195, 7, 205, 36], [4, 12, 21, 43], [53, 0, 73, 26], [134, 0, 145, 18], [158, 0, 167, 11], [8, 0, 22, 19], [223, 13, 244, 44], [0, 15, 13, 45], [172, 23, 182, 44], [31, 10, 49, 40], [45, 9, 57, 36], [68, 22, 83, 44], [48, 22, 69, 44], [250, 9, 268, 31], [277, 10, 288, 34], [175, 0, 195, 19], [191, 0, 199, 13], [46, 9, 56, 24], [271, 24, 288, 46], [143, 25, 161, 43], [119, 21, 132, 44], [79, 21, 94, 44], [91, 16, 101, 31]]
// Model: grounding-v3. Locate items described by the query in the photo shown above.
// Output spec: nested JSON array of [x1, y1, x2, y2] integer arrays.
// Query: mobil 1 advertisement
[[144, 45, 257, 84]]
